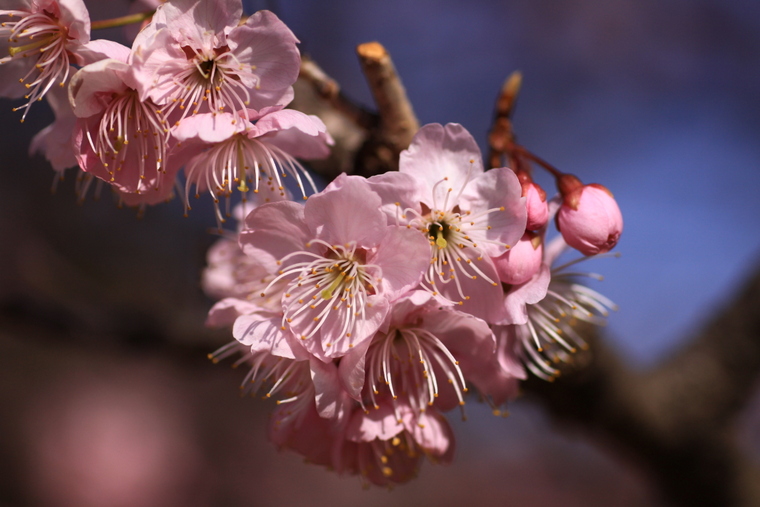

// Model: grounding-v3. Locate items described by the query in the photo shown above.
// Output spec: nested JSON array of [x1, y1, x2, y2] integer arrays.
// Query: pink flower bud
[[524, 182, 549, 231], [493, 232, 543, 285], [557, 179, 623, 255]]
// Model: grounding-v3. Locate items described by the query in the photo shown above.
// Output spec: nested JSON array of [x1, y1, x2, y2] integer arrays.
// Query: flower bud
[[493, 231, 543, 285], [524, 182, 548, 231], [557, 177, 623, 255]]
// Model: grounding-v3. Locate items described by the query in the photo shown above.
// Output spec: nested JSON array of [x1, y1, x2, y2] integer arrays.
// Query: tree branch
[[523, 263, 760, 506]]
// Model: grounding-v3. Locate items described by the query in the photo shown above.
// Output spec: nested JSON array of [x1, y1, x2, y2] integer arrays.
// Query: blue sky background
[[272, 0, 760, 365]]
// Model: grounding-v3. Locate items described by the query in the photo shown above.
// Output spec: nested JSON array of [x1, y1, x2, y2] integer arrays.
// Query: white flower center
[[262, 240, 382, 349]]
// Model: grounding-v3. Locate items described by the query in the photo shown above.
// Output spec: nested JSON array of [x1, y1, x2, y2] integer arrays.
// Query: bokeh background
[[1, 0, 760, 505]]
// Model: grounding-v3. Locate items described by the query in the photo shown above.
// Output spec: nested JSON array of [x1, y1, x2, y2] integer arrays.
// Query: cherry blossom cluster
[[203, 122, 623, 485], [2, 0, 330, 223], [2, 0, 624, 487]]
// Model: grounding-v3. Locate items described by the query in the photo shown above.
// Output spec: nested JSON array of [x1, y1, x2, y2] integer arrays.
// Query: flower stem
[[91, 11, 155, 31], [511, 144, 564, 178]]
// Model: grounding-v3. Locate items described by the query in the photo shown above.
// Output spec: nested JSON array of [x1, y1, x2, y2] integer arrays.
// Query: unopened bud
[[493, 231, 543, 285], [557, 183, 623, 255], [523, 182, 548, 231]]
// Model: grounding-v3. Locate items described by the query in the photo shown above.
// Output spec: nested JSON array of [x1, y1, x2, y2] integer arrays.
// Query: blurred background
[[1, 0, 760, 505]]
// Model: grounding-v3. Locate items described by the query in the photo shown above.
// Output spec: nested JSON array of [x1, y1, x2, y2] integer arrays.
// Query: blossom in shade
[[239, 175, 430, 360], [556, 174, 623, 255], [171, 108, 330, 225], [69, 56, 173, 199], [339, 290, 519, 417], [0, 0, 90, 121], [30, 74, 77, 173], [130, 1, 299, 124], [499, 235, 618, 380], [367, 123, 526, 322], [340, 398, 455, 486]]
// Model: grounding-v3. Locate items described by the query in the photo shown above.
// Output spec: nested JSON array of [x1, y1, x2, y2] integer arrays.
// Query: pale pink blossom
[[0, 0, 90, 121], [339, 398, 455, 486], [557, 175, 623, 255], [130, 2, 299, 124], [171, 108, 330, 225], [367, 123, 526, 322], [269, 399, 344, 469], [29, 74, 77, 172], [239, 175, 430, 360], [69, 57, 174, 199], [338, 290, 518, 416]]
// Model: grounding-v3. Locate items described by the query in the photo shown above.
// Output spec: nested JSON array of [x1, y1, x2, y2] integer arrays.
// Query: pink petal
[[337, 338, 373, 401], [460, 167, 526, 257], [68, 59, 129, 118], [226, 10, 300, 110], [371, 226, 429, 300], [304, 175, 386, 248], [365, 171, 424, 224], [171, 112, 241, 143], [77, 40, 131, 66], [399, 123, 484, 208], [346, 400, 405, 443], [439, 251, 506, 323], [233, 314, 302, 360], [407, 409, 455, 460], [500, 264, 552, 326], [30, 81, 77, 172], [205, 297, 259, 328], [239, 201, 311, 272], [310, 358, 351, 420], [159, 0, 241, 43], [298, 295, 389, 359]]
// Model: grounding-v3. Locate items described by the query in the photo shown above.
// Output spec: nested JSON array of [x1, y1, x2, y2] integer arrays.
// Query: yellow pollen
[[435, 229, 447, 249], [321, 272, 346, 299]]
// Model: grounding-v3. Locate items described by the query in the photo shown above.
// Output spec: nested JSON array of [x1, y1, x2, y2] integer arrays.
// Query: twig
[[488, 71, 521, 169], [298, 57, 376, 131], [356, 42, 419, 152]]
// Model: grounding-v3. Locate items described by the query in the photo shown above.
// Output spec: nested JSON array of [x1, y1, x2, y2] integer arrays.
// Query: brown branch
[[298, 57, 376, 131], [293, 47, 418, 179], [523, 262, 760, 506], [353, 42, 419, 177], [488, 71, 521, 170]]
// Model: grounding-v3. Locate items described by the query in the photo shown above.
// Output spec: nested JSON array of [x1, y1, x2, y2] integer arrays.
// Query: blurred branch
[[294, 42, 418, 178], [299, 57, 376, 131], [487, 71, 521, 170], [523, 263, 760, 507]]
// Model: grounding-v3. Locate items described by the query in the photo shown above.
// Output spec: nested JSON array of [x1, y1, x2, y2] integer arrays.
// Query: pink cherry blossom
[[0, 0, 90, 121], [501, 235, 618, 380], [239, 175, 430, 360], [557, 176, 623, 255], [68, 57, 174, 199], [171, 108, 330, 225], [130, 2, 299, 124], [367, 123, 526, 322], [339, 290, 520, 418], [340, 398, 455, 486], [269, 399, 343, 470]]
